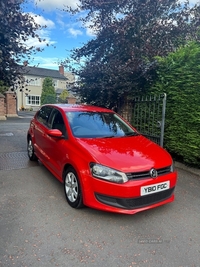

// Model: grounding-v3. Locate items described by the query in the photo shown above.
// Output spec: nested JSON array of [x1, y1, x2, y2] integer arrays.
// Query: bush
[[150, 42, 200, 167]]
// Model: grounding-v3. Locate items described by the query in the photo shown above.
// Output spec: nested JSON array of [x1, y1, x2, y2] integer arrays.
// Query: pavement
[[174, 161, 200, 177]]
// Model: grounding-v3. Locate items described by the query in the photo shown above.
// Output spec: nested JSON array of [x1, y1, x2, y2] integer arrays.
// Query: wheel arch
[[62, 163, 74, 182], [62, 160, 89, 184], [27, 133, 31, 142]]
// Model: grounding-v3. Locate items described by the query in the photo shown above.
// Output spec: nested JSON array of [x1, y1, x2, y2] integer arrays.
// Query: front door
[[44, 108, 68, 180]]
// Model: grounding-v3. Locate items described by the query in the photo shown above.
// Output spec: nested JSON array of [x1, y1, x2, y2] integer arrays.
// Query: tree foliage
[[41, 77, 56, 105], [0, 81, 9, 94], [150, 42, 200, 166], [0, 0, 42, 86], [66, 0, 200, 108], [58, 89, 69, 103]]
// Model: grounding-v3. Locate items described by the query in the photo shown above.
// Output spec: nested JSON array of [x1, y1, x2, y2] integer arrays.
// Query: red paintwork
[[28, 104, 177, 214]]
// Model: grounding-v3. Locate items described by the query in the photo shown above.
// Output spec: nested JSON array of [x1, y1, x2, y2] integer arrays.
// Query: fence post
[[160, 93, 167, 147]]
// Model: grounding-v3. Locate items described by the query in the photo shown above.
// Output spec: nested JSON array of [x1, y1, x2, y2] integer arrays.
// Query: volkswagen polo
[[27, 104, 177, 214]]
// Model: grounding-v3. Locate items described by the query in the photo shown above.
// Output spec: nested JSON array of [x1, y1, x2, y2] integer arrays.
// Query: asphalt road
[[0, 114, 200, 267]]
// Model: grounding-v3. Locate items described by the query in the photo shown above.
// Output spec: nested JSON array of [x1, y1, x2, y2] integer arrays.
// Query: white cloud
[[25, 13, 56, 49], [86, 27, 96, 37], [84, 19, 97, 37], [25, 29, 56, 48], [34, 0, 80, 11], [55, 12, 73, 31], [188, 0, 200, 4], [33, 2, 95, 39], [32, 14, 55, 29], [68, 28, 83, 37], [56, 16, 66, 29], [28, 56, 64, 69], [179, 0, 200, 4]]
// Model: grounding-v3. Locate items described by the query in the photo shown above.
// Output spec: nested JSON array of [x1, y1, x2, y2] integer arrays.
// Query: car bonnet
[[77, 135, 172, 173]]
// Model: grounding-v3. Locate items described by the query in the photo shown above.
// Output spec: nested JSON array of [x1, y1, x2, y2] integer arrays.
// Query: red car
[[27, 104, 177, 214]]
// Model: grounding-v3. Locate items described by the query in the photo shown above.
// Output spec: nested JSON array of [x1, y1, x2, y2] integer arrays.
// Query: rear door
[[33, 106, 53, 162]]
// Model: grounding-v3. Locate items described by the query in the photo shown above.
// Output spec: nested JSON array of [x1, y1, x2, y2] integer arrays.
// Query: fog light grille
[[95, 187, 175, 209]]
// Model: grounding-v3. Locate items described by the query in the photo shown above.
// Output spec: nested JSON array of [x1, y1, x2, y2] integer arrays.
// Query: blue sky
[[21, 0, 95, 70], [22, 0, 199, 71]]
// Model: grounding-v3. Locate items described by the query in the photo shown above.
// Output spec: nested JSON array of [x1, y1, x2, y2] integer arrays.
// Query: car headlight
[[90, 163, 128, 183], [170, 162, 174, 172]]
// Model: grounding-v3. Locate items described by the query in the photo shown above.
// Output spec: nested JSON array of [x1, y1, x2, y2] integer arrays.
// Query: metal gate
[[119, 94, 166, 147]]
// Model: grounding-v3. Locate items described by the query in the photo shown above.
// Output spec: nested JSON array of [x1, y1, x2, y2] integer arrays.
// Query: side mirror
[[47, 129, 63, 138]]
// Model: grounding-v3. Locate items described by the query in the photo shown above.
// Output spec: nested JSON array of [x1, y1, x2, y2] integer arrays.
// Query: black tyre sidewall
[[27, 137, 37, 161]]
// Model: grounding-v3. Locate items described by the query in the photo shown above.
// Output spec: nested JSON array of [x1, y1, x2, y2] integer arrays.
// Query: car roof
[[44, 104, 114, 113]]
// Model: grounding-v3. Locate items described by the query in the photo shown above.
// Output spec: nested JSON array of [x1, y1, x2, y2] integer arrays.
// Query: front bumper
[[81, 171, 177, 214], [95, 187, 175, 210]]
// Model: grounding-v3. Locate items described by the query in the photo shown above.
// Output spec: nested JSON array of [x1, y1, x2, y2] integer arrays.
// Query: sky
[[21, 0, 200, 71], [21, 0, 94, 71]]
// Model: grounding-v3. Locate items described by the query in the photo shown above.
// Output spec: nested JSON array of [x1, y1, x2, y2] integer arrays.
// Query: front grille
[[95, 187, 175, 210], [126, 166, 171, 180]]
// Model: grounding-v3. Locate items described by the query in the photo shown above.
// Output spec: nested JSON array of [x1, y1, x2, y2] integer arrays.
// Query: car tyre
[[27, 137, 38, 161], [64, 167, 84, 209]]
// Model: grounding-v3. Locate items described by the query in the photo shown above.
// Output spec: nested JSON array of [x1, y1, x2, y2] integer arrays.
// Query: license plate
[[141, 181, 170, 196]]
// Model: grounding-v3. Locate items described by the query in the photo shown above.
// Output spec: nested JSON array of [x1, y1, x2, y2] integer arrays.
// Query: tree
[[65, 0, 200, 108], [41, 77, 56, 105], [0, 0, 42, 87], [0, 81, 9, 94], [150, 42, 200, 166], [58, 89, 69, 103]]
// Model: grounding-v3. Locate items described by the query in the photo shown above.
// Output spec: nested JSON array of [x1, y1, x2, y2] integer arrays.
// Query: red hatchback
[[27, 104, 177, 214]]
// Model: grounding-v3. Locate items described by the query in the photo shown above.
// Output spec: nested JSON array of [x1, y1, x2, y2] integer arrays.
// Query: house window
[[53, 79, 58, 87], [26, 76, 41, 86], [26, 95, 40, 106]]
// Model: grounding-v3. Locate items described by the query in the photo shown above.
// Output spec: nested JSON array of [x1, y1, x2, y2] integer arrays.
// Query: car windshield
[[66, 111, 137, 138]]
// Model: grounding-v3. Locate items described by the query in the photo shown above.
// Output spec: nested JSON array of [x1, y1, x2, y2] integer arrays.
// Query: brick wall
[[66, 96, 77, 104], [5, 91, 17, 117], [0, 94, 6, 120], [0, 91, 17, 120]]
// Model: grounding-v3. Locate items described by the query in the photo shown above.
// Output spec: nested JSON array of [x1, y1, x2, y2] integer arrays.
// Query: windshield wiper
[[125, 132, 139, 136], [101, 135, 116, 138], [97, 133, 138, 138]]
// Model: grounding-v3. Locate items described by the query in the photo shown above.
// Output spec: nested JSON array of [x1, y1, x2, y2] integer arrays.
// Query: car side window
[[49, 109, 67, 137], [37, 106, 53, 126]]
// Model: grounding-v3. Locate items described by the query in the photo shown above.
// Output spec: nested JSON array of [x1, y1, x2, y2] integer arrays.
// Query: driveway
[[0, 115, 200, 267]]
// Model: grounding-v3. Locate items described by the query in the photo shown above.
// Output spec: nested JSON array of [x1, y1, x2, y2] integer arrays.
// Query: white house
[[16, 65, 75, 111]]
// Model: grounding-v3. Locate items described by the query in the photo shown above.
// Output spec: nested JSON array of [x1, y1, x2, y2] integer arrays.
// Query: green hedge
[[150, 42, 200, 167]]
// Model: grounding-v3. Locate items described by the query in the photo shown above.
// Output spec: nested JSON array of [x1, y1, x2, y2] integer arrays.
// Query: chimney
[[59, 65, 64, 75]]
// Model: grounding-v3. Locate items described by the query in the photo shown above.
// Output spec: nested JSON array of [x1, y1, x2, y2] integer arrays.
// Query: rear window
[[37, 106, 52, 126]]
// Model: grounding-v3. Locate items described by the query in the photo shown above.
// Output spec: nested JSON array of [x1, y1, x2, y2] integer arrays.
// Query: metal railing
[[119, 94, 166, 147]]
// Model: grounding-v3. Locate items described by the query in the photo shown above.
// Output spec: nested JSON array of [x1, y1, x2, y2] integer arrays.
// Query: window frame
[[25, 76, 41, 86], [53, 79, 58, 87], [48, 108, 67, 138], [26, 95, 41, 106], [36, 106, 53, 126]]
